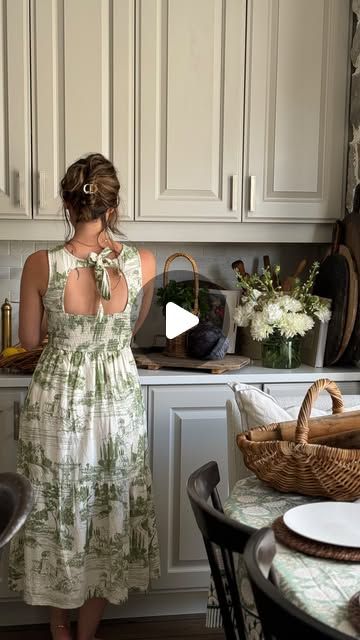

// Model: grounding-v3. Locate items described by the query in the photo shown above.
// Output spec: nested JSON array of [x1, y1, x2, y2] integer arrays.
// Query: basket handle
[[163, 252, 200, 315], [295, 378, 344, 445]]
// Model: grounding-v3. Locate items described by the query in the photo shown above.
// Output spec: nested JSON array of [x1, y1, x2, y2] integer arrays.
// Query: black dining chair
[[0, 472, 34, 553], [244, 527, 353, 640], [187, 460, 255, 640]]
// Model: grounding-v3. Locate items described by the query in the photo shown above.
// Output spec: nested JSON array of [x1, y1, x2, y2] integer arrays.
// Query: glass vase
[[261, 333, 302, 369]]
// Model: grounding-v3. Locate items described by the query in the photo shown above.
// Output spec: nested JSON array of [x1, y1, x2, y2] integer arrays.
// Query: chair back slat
[[187, 461, 254, 640]]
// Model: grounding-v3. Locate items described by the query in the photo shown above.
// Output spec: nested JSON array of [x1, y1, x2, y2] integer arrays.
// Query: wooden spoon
[[232, 260, 249, 279], [282, 259, 307, 292]]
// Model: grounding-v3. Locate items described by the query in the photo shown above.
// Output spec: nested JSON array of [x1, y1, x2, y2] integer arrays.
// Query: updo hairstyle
[[60, 153, 121, 235]]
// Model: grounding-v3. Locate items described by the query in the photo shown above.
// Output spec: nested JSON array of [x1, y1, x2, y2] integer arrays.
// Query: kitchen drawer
[[263, 382, 360, 411]]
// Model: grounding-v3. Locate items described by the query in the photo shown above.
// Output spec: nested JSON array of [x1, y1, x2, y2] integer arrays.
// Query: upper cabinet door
[[243, 0, 351, 223], [0, 0, 31, 219], [136, 0, 245, 221], [31, 0, 134, 220]]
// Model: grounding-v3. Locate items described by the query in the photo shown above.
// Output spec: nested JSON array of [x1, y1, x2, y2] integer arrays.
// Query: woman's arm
[[132, 249, 156, 336], [19, 251, 49, 350]]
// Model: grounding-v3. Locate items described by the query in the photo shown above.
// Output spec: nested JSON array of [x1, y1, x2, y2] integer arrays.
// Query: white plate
[[283, 502, 360, 547]]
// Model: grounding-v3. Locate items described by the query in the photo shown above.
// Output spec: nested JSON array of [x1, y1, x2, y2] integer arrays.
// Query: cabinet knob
[[231, 175, 238, 212], [38, 171, 47, 209], [249, 175, 256, 212], [16, 173, 25, 209]]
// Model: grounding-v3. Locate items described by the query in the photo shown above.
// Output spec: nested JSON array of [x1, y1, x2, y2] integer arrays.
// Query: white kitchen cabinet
[[0, 388, 27, 601], [0, 0, 31, 219], [148, 384, 233, 591], [136, 0, 245, 221], [0, 0, 352, 236], [243, 0, 350, 223], [31, 0, 134, 220], [0, 0, 134, 221]]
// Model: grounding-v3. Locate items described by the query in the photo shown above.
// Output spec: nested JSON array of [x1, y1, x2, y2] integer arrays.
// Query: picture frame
[[205, 289, 240, 354]]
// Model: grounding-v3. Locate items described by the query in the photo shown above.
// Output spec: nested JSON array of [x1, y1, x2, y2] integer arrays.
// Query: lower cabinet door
[[0, 388, 27, 601], [148, 384, 233, 591]]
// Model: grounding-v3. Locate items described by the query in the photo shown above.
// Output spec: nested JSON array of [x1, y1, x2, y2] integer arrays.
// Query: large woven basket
[[162, 252, 199, 358], [237, 378, 360, 501]]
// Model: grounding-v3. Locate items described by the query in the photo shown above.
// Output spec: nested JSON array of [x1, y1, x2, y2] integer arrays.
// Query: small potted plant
[[156, 279, 209, 317], [156, 279, 209, 357]]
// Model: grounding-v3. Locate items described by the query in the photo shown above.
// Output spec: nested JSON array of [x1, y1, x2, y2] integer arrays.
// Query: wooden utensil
[[232, 260, 249, 279], [282, 259, 307, 292], [311, 429, 360, 449], [248, 409, 360, 442]]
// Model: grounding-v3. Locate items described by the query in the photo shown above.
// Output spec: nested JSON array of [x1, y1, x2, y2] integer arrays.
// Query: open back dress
[[8, 243, 160, 607]]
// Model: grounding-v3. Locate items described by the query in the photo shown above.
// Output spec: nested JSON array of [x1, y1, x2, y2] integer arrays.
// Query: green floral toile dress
[[8, 244, 160, 607]]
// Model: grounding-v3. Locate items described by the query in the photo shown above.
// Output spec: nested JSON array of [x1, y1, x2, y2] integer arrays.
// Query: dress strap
[[119, 245, 144, 327]]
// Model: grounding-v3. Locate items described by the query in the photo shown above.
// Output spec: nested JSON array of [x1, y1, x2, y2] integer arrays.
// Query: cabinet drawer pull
[[249, 175, 256, 212], [16, 173, 25, 209], [38, 171, 47, 209], [231, 175, 238, 212], [13, 401, 20, 441]]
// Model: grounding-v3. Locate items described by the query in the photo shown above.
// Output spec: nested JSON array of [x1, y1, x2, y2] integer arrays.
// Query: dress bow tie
[[86, 247, 123, 301]]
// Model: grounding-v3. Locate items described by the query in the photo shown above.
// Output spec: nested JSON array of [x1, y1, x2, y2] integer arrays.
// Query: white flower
[[278, 295, 302, 313], [250, 312, 274, 341], [262, 302, 283, 325], [233, 265, 328, 342], [277, 313, 314, 338], [233, 303, 254, 327]]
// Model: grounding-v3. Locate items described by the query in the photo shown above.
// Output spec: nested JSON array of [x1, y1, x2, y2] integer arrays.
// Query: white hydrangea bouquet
[[233, 262, 331, 368]]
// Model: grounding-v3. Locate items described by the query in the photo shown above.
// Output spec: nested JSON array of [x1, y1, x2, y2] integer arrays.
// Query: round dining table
[[206, 475, 360, 639]]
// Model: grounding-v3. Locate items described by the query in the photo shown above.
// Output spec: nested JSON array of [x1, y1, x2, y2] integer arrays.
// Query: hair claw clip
[[83, 183, 97, 194]]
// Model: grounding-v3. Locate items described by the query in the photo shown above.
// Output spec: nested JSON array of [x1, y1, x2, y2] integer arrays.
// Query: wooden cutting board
[[335, 245, 358, 362], [340, 193, 360, 364], [134, 352, 250, 374], [313, 221, 357, 366], [313, 250, 349, 366]]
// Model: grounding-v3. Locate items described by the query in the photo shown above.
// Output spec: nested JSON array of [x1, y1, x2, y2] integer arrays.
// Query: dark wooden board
[[335, 245, 358, 362], [341, 209, 360, 363], [134, 352, 250, 374], [313, 253, 349, 366]]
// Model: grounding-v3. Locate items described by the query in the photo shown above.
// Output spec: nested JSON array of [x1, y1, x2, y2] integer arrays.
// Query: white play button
[[165, 302, 199, 339]]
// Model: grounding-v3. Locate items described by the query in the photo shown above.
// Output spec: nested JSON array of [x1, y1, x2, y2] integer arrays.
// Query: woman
[[8, 153, 160, 640]]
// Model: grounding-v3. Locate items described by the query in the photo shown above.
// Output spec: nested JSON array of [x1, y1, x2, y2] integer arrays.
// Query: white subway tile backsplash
[[10, 268, 22, 280], [10, 240, 35, 256], [35, 241, 50, 251], [0, 241, 10, 255], [0, 283, 10, 300], [0, 255, 21, 267], [10, 288, 20, 303], [0, 268, 10, 280]]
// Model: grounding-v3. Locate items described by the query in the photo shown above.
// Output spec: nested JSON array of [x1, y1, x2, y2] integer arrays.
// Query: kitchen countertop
[[0, 363, 360, 387]]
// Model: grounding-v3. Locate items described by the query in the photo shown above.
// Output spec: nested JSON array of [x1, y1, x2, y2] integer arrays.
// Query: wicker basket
[[0, 343, 45, 373], [237, 378, 360, 501], [162, 252, 199, 358]]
